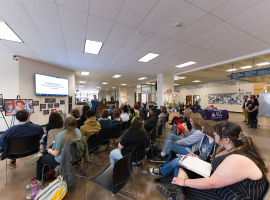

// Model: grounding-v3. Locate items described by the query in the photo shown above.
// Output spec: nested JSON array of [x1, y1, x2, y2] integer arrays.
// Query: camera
[[12, 55, 19, 61]]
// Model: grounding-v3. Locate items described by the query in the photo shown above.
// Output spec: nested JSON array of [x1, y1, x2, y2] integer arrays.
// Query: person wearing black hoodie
[[144, 107, 158, 133]]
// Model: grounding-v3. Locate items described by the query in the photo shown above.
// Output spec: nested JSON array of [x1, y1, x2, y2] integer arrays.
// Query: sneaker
[[7, 162, 16, 168], [149, 168, 163, 176], [149, 155, 166, 164], [154, 176, 161, 182], [24, 154, 42, 166]]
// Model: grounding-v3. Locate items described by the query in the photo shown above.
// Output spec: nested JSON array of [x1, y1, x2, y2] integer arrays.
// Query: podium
[[96, 103, 107, 118]]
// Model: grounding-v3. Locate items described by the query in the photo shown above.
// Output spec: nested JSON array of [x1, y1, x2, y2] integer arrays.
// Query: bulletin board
[[208, 92, 251, 105]]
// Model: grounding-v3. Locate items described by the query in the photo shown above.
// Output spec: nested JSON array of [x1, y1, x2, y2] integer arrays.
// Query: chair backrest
[[47, 128, 62, 147], [142, 113, 147, 120], [113, 124, 122, 138], [121, 121, 128, 132], [113, 152, 133, 193], [101, 127, 112, 144], [262, 179, 270, 200], [157, 123, 163, 137], [7, 134, 40, 159], [127, 120, 131, 129], [87, 132, 100, 151], [132, 139, 147, 163], [165, 114, 170, 122], [145, 136, 151, 149], [149, 127, 156, 144]]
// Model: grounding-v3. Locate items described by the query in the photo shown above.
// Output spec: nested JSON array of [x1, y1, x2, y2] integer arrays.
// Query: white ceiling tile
[[49, 47, 68, 59], [83, 53, 98, 62], [227, 1, 270, 27], [157, 4, 207, 38], [57, 6, 88, 38], [164, 43, 194, 57], [108, 58, 124, 65], [22, 0, 62, 32], [228, 43, 270, 57], [28, 44, 51, 56], [123, 29, 153, 49], [154, 39, 182, 55], [39, 30, 65, 49], [55, 58, 70, 67], [258, 34, 270, 44], [103, 64, 117, 71], [89, 0, 124, 21], [106, 23, 135, 46], [0, 40, 18, 55], [126, 49, 149, 61], [96, 55, 112, 64], [4, 41, 34, 55], [186, 22, 234, 46], [86, 15, 113, 43], [238, 14, 270, 33], [148, 55, 180, 65], [177, 47, 205, 59], [64, 35, 85, 52], [192, 0, 228, 12], [67, 50, 83, 61], [118, 59, 134, 67], [173, 14, 222, 42], [138, 0, 189, 33], [56, 0, 90, 13], [69, 60, 83, 69], [0, 0, 35, 27], [20, 53, 41, 61], [99, 43, 121, 57], [250, 25, 270, 38], [138, 34, 169, 52], [38, 56, 56, 65], [212, 0, 264, 20], [116, 0, 158, 27], [114, 47, 135, 59], [8, 23, 46, 46]]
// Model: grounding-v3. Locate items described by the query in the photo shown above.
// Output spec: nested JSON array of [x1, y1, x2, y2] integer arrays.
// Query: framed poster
[[4, 99, 34, 116], [54, 103, 59, 108], [48, 104, 53, 108], [45, 98, 56, 103], [60, 100, 65, 105], [43, 110, 49, 115], [40, 104, 46, 109], [33, 101, 39, 106]]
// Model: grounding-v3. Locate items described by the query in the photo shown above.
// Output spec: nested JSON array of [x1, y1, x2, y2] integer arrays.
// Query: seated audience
[[141, 103, 148, 115], [109, 117, 148, 164], [120, 105, 129, 122], [144, 107, 158, 133], [194, 102, 202, 110], [166, 105, 171, 114], [156, 107, 167, 136], [25, 116, 82, 189], [150, 120, 217, 178], [112, 109, 123, 132], [134, 103, 140, 116], [129, 108, 135, 121], [98, 109, 112, 143], [79, 105, 90, 126], [156, 122, 268, 200], [80, 110, 101, 140], [71, 109, 82, 129], [172, 109, 192, 135], [109, 105, 115, 118], [0, 110, 43, 168], [151, 113, 204, 164]]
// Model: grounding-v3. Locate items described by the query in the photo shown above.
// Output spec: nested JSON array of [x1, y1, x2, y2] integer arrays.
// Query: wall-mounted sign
[[231, 67, 270, 79]]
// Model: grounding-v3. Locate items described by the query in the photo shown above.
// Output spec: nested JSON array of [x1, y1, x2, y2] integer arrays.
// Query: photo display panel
[[4, 99, 34, 116], [35, 74, 68, 96]]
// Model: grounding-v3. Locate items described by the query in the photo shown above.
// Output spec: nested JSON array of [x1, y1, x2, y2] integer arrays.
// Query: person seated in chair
[[0, 110, 43, 168], [120, 105, 129, 122], [80, 110, 101, 141], [140, 103, 148, 116], [156, 107, 167, 137], [129, 108, 135, 121], [109, 104, 115, 118], [98, 109, 112, 145], [144, 107, 158, 134], [112, 109, 123, 128], [166, 105, 171, 114], [134, 103, 140, 116], [194, 102, 202, 110], [109, 117, 147, 164], [171, 109, 192, 135], [156, 122, 268, 200]]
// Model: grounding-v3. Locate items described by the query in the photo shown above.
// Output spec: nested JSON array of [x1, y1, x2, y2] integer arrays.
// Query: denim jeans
[[162, 134, 191, 164], [42, 134, 46, 152], [109, 148, 123, 164], [160, 157, 180, 175], [172, 124, 178, 135]]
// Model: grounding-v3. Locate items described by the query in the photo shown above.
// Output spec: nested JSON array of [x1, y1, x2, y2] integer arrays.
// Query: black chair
[[142, 113, 147, 120], [6, 134, 40, 184], [87, 152, 137, 199], [121, 121, 128, 133], [148, 127, 157, 158], [87, 132, 103, 165], [127, 120, 131, 129], [262, 179, 270, 200], [100, 127, 112, 147], [112, 124, 122, 141]]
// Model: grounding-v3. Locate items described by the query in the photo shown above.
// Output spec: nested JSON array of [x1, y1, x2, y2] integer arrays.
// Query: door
[[186, 95, 192, 105], [193, 95, 200, 105]]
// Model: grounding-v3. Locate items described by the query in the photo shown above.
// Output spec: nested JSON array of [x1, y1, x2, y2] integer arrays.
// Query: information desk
[[194, 110, 229, 121]]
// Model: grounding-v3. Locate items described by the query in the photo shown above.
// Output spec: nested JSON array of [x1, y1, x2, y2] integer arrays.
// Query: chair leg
[[5, 159, 10, 185], [89, 153, 103, 165]]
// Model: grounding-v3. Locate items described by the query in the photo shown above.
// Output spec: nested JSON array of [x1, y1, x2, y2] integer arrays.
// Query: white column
[[119, 86, 128, 104], [157, 73, 174, 107], [127, 86, 136, 107]]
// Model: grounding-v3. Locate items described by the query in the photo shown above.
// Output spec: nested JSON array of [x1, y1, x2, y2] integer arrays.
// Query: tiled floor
[[0, 113, 270, 200]]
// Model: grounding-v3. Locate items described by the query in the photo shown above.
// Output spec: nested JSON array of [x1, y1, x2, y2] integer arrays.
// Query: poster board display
[[208, 92, 251, 105], [33, 101, 39, 106], [0, 94, 3, 111], [4, 99, 34, 116], [45, 98, 56, 103]]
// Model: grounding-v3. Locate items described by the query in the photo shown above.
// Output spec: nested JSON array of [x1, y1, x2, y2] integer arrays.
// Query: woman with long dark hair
[[129, 108, 135, 121], [247, 96, 259, 128], [80, 105, 90, 125], [156, 121, 268, 200]]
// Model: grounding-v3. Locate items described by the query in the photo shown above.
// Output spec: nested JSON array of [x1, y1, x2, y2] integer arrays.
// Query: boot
[[156, 183, 185, 200], [253, 120, 257, 128], [249, 123, 253, 128]]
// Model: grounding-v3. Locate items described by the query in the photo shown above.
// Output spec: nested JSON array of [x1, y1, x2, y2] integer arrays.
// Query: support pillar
[[157, 73, 174, 107]]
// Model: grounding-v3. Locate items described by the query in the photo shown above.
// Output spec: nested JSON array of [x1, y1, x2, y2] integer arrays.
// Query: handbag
[[34, 175, 67, 200]]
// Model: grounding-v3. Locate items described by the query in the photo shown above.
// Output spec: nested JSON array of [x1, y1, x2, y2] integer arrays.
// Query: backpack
[[146, 146, 162, 158], [43, 165, 56, 181]]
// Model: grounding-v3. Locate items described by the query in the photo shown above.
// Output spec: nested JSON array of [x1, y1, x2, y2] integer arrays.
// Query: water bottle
[[31, 180, 39, 199]]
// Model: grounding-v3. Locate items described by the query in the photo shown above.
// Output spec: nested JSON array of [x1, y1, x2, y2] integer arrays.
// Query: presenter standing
[[242, 95, 248, 122], [91, 95, 100, 115]]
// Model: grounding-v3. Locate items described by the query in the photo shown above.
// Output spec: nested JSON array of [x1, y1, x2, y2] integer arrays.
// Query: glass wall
[[136, 84, 156, 103]]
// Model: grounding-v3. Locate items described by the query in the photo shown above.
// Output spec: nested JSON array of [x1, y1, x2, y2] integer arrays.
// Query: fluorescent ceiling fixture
[[112, 87, 116, 89], [137, 85, 141, 88], [79, 86, 84, 87], [256, 62, 270, 66], [175, 61, 197, 68], [102, 82, 108, 84], [96, 86, 100, 88], [84, 40, 103, 55], [80, 81, 85, 83], [0, 22, 22, 43], [112, 75, 121, 78], [137, 77, 147, 80], [146, 83, 151, 84], [81, 71, 89, 75], [138, 53, 159, 62], [240, 66, 252, 69], [192, 80, 201, 82], [174, 84, 179, 85], [226, 69, 237, 72], [151, 83, 156, 85], [121, 84, 127, 85]]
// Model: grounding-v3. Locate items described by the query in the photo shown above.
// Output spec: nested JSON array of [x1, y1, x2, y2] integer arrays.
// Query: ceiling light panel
[[112, 75, 122, 78], [256, 62, 270, 66], [102, 82, 108, 84], [96, 86, 100, 88], [226, 69, 237, 72], [80, 81, 85, 83], [240, 66, 252, 69], [0, 22, 22, 43], [192, 80, 201, 82], [81, 71, 89, 75], [175, 61, 197, 68], [84, 40, 103, 55], [121, 84, 127, 85], [138, 53, 159, 62], [137, 77, 147, 80], [79, 86, 84, 87]]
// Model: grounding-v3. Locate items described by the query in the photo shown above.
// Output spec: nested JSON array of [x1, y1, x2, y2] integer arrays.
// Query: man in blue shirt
[[91, 95, 100, 115], [0, 110, 43, 168], [141, 103, 148, 115], [109, 104, 115, 118]]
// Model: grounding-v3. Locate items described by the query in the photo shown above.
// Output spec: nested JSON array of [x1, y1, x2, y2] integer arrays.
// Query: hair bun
[[238, 131, 247, 142]]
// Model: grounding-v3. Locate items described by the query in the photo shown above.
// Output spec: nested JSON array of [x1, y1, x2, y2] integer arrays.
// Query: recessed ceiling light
[[146, 83, 151, 84], [112, 75, 122, 78], [138, 53, 159, 62], [0, 22, 22, 43], [256, 62, 270, 66], [80, 81, 85, 83], [79, 86, 84, 87], [81, 71, 89, 75], [175, 61, 197, 68], [240, 66, 252, 69], [121, 84, 127, 85], [137, 77, 147, 80], [174, 84, 179, 85], [102, 82, 108, 84], [96, 86, 100, 88], [151, 83, 156, 85], [192, 80, 201, 82], [226, 69, 237, 72], [137, 85, 141, 88], [84, 40, 103, 55], [112, 87, 116, 89]]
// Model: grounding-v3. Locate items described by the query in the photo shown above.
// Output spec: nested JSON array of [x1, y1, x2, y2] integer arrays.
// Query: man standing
[[242, 96, 248, 122], [91, 95, 100, 115]]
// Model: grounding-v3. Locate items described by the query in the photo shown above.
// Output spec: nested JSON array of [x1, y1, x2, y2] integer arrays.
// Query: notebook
[[179, 156, 212, 178]]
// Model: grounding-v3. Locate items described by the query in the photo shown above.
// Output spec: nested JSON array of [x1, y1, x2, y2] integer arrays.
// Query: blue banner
[[231, 67, 270, 79]]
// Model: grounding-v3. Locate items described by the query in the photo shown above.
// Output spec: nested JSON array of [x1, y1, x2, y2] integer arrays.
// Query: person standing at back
[[91, 95, 100, 115], [247, 96, 259, 128], [242, 95, 248, 122]]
